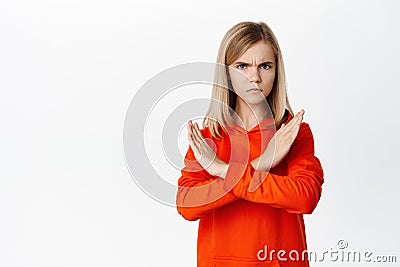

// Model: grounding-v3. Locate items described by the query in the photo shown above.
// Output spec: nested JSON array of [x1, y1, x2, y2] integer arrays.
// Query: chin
[[239, 95, 268, 106]]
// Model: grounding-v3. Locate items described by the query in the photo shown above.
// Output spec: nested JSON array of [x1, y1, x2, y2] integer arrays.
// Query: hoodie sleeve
[[223, 122, 324, 214], [176, 145, 239, 221]]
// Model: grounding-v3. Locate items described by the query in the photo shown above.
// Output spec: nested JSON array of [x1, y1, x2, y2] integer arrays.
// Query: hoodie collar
[[226, 109, 292, 134]]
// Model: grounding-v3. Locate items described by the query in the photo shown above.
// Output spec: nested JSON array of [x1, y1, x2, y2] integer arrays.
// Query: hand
[[251, 109, 305, 170], [188, 120, 228, 178]]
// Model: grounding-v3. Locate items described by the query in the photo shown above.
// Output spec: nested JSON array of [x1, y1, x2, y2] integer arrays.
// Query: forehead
[[236, 41, 275, 62]]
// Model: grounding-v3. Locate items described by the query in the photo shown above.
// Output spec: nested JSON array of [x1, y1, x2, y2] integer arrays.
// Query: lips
[[247, 87, 262, 92]]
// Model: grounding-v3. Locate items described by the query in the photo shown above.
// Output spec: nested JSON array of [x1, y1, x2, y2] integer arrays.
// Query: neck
[[234, 99, 270, 131]]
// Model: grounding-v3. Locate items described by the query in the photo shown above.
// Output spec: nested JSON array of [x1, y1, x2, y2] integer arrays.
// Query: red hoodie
[[176, 110, 324, 267]]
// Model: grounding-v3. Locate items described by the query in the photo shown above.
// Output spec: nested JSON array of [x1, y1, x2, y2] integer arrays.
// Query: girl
[[176, 21, 324, 267]]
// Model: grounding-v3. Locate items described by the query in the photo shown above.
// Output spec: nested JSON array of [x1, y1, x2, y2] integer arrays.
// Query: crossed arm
[[176, 116, 324, 221]]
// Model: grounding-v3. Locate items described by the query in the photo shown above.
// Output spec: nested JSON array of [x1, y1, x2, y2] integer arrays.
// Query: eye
[[237, 64, 247, 70], [260, 64, 271, 70]]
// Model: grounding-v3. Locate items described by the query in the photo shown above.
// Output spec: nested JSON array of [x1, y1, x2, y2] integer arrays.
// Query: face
[[227, 41, 276, 105]]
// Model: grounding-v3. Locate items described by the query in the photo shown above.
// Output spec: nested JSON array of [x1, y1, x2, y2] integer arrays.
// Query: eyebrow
[[233, 61, 274, 65]]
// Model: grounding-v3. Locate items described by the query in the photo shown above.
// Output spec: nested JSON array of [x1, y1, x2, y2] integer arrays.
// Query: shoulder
[[290, 121, 315, 155], [298, 122, 313, 137]]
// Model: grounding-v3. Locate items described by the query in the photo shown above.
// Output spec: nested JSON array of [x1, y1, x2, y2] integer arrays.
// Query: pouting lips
[[246, 88, 262, 92]]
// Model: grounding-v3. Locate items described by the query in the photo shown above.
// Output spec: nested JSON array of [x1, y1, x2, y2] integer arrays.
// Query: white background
[[1, 0, 399, 266]]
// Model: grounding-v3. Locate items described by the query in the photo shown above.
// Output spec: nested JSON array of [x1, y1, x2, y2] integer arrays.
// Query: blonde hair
[[202, 21, 294, 139]]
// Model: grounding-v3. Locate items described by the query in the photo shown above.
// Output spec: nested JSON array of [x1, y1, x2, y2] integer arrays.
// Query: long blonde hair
[[202, 21, 294, 139]]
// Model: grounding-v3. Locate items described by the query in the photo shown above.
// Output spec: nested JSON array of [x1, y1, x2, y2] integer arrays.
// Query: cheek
[[231, 75, 247, 86], [229, 71, 248, 91], [230, 70, 244, 81], [261, 73, 275, 96], [263, 71, 275, 83]]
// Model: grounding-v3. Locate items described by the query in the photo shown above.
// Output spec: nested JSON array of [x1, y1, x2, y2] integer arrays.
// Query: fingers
[[187, 120, 217, 171], [188, 120, 204, 149], [289, 112, 303, 133], [191, 121, 204, 145], [282, 110, 304, 129], [290, 109, 304, 125], [278, 110, 304, 140], [295, 109, 304, 128], [188, 121, 200, 152]]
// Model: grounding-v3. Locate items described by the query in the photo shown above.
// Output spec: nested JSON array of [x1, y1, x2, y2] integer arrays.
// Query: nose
[[248, 68, 261, 83]]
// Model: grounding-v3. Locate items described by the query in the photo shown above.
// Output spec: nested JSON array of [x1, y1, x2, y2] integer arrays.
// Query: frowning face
[[227, 41, 276, 106]]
